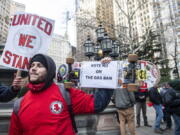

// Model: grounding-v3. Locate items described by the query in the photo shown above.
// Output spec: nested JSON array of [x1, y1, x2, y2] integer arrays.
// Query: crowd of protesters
[[112, 81, 180, 135], [1, 54, 114, 135], [0, 54, 180, 135]]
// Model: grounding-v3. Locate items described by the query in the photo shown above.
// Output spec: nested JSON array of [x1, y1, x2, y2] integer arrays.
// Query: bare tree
[[170, 39, 180, 78], [76, 0, 148, 50], [113, 0, 150, 53]]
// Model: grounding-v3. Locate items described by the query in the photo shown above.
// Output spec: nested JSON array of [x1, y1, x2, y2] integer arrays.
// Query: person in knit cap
[[9, 53, 114, 135]]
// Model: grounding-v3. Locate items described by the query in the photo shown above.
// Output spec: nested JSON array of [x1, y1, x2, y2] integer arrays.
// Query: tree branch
[[114, 0, 128, 18], [130, 0, 148, 19]]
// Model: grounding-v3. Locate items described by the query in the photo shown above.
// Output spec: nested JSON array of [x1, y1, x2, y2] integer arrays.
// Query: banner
[[137, 60, 160, 89], [80, 61, 119, 89], [0, 12, 55, 70]]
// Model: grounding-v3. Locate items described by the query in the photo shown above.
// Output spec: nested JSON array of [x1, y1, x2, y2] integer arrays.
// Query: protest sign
[[117, 60, 160, 89], [80, 61, 119, 89], [138, 60, 160, 89], [0, 12, 54, 70]]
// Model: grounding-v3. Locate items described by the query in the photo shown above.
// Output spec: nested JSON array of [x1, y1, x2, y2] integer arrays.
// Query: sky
[[14, 0, 75, 35]]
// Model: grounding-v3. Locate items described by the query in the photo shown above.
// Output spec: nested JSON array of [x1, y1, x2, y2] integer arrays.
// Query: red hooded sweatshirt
[[9, 83, 94, 135]]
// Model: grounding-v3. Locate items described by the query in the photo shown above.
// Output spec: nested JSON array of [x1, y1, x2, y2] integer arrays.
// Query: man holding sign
[[0, 12, 54, 102], [9, 54, 114, 135]]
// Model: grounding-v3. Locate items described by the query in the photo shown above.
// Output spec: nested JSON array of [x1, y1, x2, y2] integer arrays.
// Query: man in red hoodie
[[9, 54, 113, 135]]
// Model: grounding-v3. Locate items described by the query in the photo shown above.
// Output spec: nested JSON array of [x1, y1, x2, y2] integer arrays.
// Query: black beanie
[[30, 55, 48, 70]]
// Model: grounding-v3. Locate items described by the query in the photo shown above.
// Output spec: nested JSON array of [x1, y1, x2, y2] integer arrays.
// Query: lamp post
[[82, 24, 140, 134], [83, 24, 120, 60], [101, 33, 112, 55], [83, 35, 94, 59], [94, 43, 102, 60], [110, 40, 120, 59], [96, 23, 105, 41]]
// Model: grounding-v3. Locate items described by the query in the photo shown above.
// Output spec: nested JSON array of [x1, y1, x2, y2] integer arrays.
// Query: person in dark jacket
[[135, 88, 151, 127], [0, 76, 22, 102], [149, 85, 164, 134], [159, 83, 172, 130], [160, 82, 180, 135], [9, 54, 114, 135]]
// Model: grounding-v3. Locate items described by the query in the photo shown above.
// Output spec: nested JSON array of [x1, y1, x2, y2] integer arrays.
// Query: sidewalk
[[0, 105, 175, 135], [136, 107, 174, 135]]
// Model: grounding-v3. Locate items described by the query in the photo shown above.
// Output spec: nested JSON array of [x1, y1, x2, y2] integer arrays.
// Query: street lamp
[[101, 33, 112, 55], [110, 40, 120, 59], [83, 24, 120, 60], [96, 23, 105, 41], [83, 35, 94, 59], [94, 43, 102, 60]]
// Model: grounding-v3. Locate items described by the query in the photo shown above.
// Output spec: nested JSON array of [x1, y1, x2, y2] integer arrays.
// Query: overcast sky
[[14, 0, 75, 35]]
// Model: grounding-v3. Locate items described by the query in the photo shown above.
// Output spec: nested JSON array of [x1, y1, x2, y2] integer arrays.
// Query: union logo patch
[[50, 101, 63, 114]]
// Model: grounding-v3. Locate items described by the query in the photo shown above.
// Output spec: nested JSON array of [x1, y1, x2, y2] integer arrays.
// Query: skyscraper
[[96, 0, 115, 38], [0, 0, 11, 44], [0, 0, 25, 44], [113, 0, 180, 77], [10, 0, 25, 16], [75, 0, 115, 62], [48, 34, 73, 69]]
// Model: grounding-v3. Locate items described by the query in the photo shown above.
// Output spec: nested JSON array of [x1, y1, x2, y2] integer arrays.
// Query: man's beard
[[28, 76, 46, 84]]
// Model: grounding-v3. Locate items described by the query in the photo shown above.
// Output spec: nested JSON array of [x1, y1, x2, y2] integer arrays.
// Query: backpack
[[14, 83, 78, 133]]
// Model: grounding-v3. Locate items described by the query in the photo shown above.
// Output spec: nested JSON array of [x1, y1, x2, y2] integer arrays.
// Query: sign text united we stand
[[0, 12, 55, 70]]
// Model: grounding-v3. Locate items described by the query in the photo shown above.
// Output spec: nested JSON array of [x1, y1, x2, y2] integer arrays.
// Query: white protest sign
[[80, 61, 119, 89], [115, 60, 160, 89], [138, 60, 160, 89], [0, 12, 54, 70]]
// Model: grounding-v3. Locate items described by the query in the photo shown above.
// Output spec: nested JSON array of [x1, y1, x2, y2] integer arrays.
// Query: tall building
[[113, 0, 180, 77], [75, 0, 96, 62], [10, 0, 25, 16], [0, 0, 11, 44], [0, 0, 26, 84], [48, 34, 73, 70], [75, 0, 115, 62], [0, 0, 25, 44], [113, 0, 156, 42], [96, 0, 115, 38], [155, 0, 180, 76]]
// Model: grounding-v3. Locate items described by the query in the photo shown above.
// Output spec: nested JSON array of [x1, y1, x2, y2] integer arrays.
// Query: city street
[[0, 104, 175, 135], [0, 0, 179, 134]]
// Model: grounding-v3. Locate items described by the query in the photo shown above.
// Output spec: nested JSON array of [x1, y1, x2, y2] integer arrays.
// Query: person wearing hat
[[0, 76, 22, 102], [9, 53, 114, 135]]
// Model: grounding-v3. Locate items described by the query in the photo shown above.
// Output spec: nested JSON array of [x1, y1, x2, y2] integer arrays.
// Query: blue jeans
[[173, 114, 180, 135], [153, 104, 163, 129]]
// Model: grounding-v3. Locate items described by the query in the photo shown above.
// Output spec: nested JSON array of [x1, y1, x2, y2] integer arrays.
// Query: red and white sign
[[138, 60, 160, 89], [117, 60, 160, 89], [0, 12, 54, 70]]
